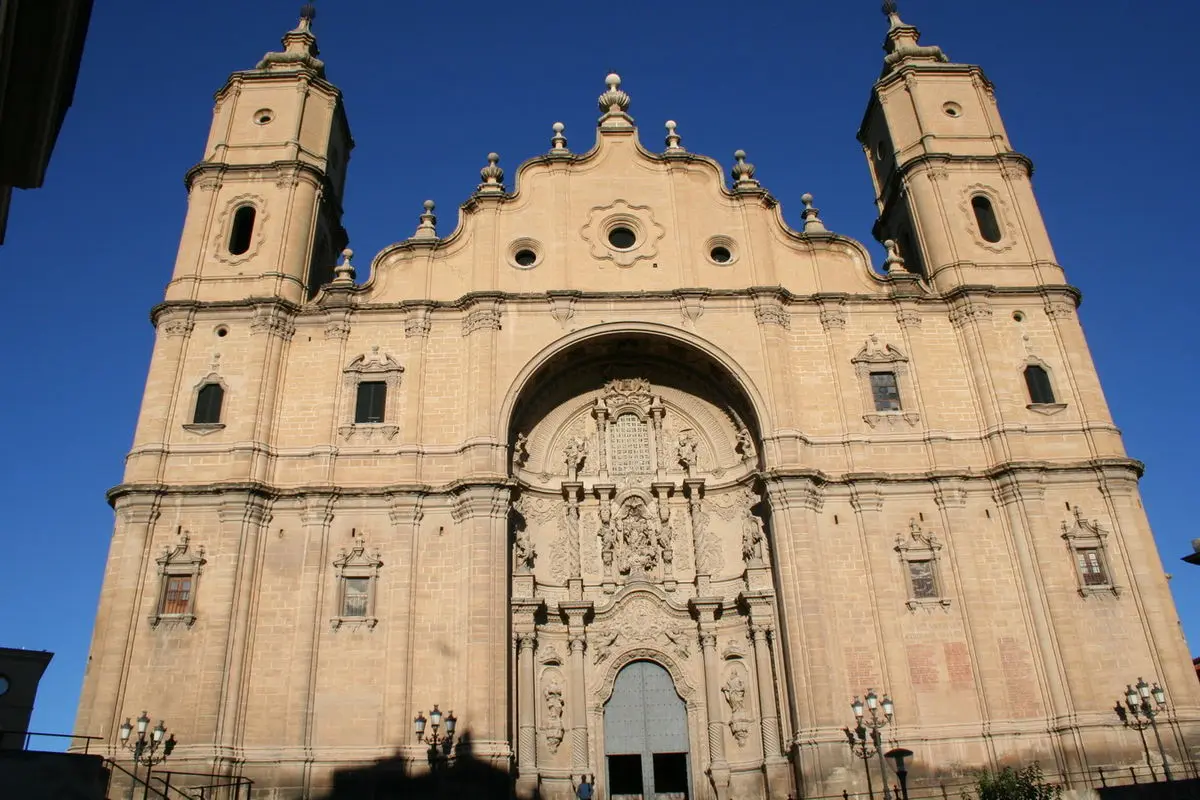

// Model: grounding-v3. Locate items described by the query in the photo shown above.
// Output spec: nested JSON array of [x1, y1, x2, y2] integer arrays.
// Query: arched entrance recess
[[605, 660, 690, 799], [506, 331, 794, 800]]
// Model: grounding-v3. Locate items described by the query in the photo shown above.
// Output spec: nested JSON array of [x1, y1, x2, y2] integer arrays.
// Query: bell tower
[[166, 3, 351, 305], [858, 2, 1063, 291]]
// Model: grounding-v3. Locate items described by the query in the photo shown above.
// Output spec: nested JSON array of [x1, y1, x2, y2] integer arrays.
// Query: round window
[[254, 108, 274, 125], [710, 246, 732, 264], [607, 227, 637, 249], [514, 249, 537, 267], [942, 102, 962, 118]]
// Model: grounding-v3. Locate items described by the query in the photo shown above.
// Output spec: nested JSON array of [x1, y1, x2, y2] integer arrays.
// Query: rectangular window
[[1077, 548, 1109, 586], [870, 371, 902, 412], [908, 560, 938, 599], [354, 381, 387, 424], [161, 576, 192, 615], [342, 577, 370, 617], [1024, 365, 1056, 405]]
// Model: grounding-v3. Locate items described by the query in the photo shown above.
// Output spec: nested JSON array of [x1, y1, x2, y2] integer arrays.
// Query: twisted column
[[516, 633, 538, 774], [751, 624, 782, 758]]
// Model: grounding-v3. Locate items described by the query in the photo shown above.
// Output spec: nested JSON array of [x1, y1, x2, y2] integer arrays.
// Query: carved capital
[[948, 302, 993, 328], [754, 303, 790, 329], [1044, 300, 1076, 320], [324, 320, 350, 340], [160, 318, 195, 338], [896, 309, 922, 329], [463, 308, 502, 335], [404, 304, 433, 338], [819, 307, 847, 330], [249, 308, 296, 340]]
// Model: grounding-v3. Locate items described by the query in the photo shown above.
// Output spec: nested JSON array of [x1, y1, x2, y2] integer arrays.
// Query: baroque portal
[[509, 340, 790, 800]]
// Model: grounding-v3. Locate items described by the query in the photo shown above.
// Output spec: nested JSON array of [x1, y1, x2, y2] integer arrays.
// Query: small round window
[[710, 246, 732, 264], [514, 249, 537, 267], [254, 108, 274, 125], [607, 227, 637, 250], [942, 102, 963, 118]]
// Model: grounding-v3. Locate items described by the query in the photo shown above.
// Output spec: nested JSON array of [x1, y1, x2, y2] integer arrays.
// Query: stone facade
[[75, 6, 1200, 800]]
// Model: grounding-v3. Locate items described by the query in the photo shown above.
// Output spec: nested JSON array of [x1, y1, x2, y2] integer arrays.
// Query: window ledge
[[905, 597, 952, 612], [148, 613, 197, 628], [864, 411, 920, 429], [338, 424, 399, 442], [1026, 403, 1067, 416], [330, 615, 379, 631], [182, 423, 225, 435], [1078, 584, 1121, 599]]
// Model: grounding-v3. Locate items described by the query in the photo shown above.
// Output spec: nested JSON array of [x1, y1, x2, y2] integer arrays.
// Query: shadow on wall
[[317, 732, 531, 800]]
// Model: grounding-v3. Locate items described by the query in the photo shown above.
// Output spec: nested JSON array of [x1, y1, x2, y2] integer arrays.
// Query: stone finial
[[883, 239, 909, 275], [801, 193, 827, 233], [413, 200, 437, 240], [880, 0, 948, 71], [731, 150, 759, 187], [664, 120, 684, 152], [256, 2, 325, 75], [550, 122, 568, 152], [598, 73, 631, 115], [477, 152, 505, 194], [333, 248, 355, 282], [300, 3, 317, 25]]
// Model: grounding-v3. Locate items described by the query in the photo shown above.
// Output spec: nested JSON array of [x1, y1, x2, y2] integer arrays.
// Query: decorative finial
[[664, 120, 684, 152], [883, 239, 909, 275], [333, 248, 355, 282], [597, 73, 631, 115], [550, 122, 568, 152], [882, 0, 904, 27], [731, 150, 759, 187], [477, 152, 505, 194], [413, 200, 437, 240], [300, 3, 317, 23], [801, 193, 827, 233]]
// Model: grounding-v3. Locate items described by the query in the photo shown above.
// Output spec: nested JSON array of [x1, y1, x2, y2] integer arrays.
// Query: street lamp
[[843, 689, 897, 800], [885, 748, 913, 800], [118, 711, 176, 800], [414, 705, 457, 770], [1114, 678, 1172, 782]]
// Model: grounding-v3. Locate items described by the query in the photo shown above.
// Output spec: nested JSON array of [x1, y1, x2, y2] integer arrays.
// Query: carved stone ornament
[[606, 494, 674, 579], [948, 302, 994, 327], [754, 303, 791, 329], [1061, 507, 1121, 598], [1044, 299, 1076, 320], [404, 306, 432, 338], [603, 378, 654, 410], [463, 308, 502, 335], [330, 536, 383, 631], [820, 307, 848, 330], [896, 309, 922, 328], [547, 292, 578, 327], [339, 347, 404, 440], [580, 200, 666, 268], [895, 519, 951, 611], [513, 522, 536, 573], [249, 308, 296, 340], [324, 319, 351, 340], [512, 432, 530, 472], [591, 595, 692, 665], [160, 317, 195, 337], [738, 487, 768, 563]]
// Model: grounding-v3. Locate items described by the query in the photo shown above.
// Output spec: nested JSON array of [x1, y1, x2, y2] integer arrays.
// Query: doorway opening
[[604, 660, 690, 800]]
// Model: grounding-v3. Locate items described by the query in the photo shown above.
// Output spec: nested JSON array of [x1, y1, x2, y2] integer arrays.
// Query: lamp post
[[843, 689, 895, 800], [885, 748, 913, 800], [1114, 678, 1172, 782], [117, 711, 177, 800], [414, 705, 457, 772]]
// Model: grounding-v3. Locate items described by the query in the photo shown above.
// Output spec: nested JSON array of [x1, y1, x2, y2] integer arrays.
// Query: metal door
[[604, 660, 690, 800]]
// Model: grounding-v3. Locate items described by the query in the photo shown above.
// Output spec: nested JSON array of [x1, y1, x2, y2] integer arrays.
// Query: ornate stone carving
[[547, 292, 577, 327], [463, 308, 502, 335], [513, 524, 535, 573], [738, 488, 768, 563], [723, 664, 753, 748], [611, 494, 672, 578], [563, 436, 589, 480], [1044, 300, 1076, 320], [820, 308, 848, 330], [958, 184, 1018, 253], [676, 430, 699, 475], [896, 309, 923, 328], [722, 670, 747, 714], [324, 319, 350, 340], [591, 595, 692, 665], [948, 302, 994, 327], [148, 530, 206, 628], [735, 428, 756, 465], [211, 194, 268, 266], [161, 318, 194, 337], [404, 306, 432, 338], [512, 433, 530, 472], [249, 308, 296, 340], [579, 200, 666, 269], [754, 304, 790, 329]]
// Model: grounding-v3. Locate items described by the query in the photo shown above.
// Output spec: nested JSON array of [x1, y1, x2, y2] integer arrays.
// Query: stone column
[[515, 631, 539, 787], [685, 479, 709, 594], [650, 397, 666, 479], [562, 602, 593, 782], [562, 482, 584, 600], [592, 400, 610, 480], [693, 599, 730, 800]]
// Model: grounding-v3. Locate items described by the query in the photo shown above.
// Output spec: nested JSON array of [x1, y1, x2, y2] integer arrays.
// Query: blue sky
[[2, 0, 1197, 742]]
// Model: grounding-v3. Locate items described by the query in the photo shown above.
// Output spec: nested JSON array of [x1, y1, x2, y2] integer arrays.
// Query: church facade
[[75, 5, 1199, 799]]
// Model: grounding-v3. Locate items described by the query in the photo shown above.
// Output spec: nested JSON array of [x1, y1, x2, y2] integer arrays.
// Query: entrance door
[[604, 661, 690, 800]]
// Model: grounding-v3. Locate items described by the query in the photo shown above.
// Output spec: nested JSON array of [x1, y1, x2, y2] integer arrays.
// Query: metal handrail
[[0, 729, 104, 753]]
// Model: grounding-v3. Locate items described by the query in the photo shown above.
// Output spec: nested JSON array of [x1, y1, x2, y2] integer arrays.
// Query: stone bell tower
[[165, 3, 351, 305], [858, 1, 1062, 293]]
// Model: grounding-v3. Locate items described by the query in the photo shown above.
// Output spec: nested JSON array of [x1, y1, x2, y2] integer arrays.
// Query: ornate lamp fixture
[[118, 711, 177, 799], [843, 689, 897, 800], [414, 705, 458, 770], [1114, 678, 1172, 782]]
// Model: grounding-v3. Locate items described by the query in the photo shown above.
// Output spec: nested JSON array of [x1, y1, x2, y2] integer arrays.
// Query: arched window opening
[[228, 206, 256, 255], [1024, 365, 1056, 405], [972, 196, 1002, 243], [194, 383, 225, 424]]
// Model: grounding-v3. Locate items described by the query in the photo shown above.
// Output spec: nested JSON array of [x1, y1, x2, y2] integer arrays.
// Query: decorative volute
[[880, 1, 948, 75], [256, 3, 326, 77]]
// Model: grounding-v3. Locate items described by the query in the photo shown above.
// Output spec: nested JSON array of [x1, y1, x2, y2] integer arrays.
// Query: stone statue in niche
[[563, 435, 588, 480], [513, 524, 535, 572], [543, 676, 565, 754], [676, 430, 699, 475], [512, 433, 529, 471], [722, 671, 747, 714], [599, 501, 617, 576], [739, 488, 768, 563]]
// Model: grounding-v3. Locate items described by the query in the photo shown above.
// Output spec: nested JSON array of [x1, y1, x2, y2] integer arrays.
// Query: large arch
[[499, 322, 773, 450]]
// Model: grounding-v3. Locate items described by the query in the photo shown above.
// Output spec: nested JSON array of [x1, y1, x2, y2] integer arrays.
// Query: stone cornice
[[147, 283, 1082, 327], [107, 459, 1144, 508], [183, 160, 346, 216]]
